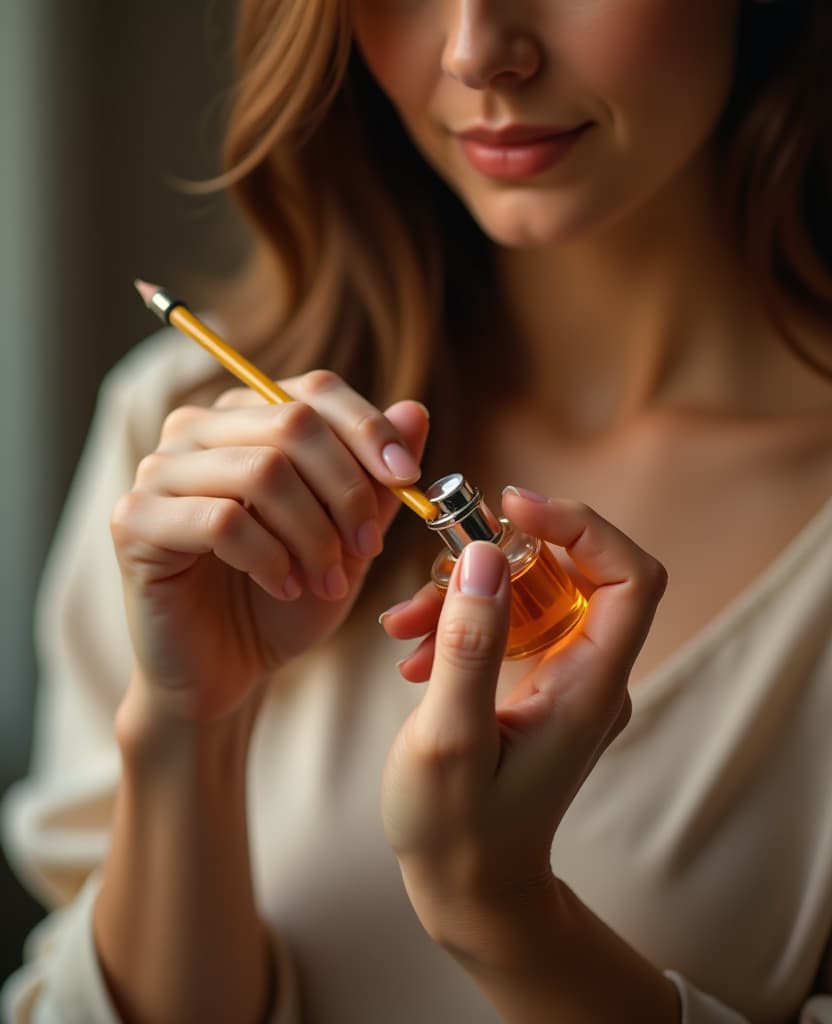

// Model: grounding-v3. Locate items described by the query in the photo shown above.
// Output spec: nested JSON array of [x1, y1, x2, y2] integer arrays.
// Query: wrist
[[413, 872, 679, 1024], [400, 855, 563, 967], [115, 670, 260, 781]]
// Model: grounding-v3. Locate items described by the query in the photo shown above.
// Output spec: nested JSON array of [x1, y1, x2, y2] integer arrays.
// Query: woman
[[3, 1, 831, 1021]]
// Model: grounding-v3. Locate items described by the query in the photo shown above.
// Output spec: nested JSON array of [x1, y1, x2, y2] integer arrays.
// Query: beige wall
[[0, 0, 243, 976]]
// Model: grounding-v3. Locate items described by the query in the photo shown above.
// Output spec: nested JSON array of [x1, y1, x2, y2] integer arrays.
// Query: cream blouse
[[2, 330, 831, 1023]]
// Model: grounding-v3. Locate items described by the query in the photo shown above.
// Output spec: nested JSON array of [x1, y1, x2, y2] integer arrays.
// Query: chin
[[483, 219, 571, 250], [471, 195, 592, 250]]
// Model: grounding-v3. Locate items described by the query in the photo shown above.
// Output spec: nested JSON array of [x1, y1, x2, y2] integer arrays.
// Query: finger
[[212, 389, 432, 495], [396, 631, 437, 683], [413, 543, 509, 778], [156, 402, 382, 562], [213, 386, 270, 409], [501, 488, 667, 677], [111, 491, 300, 600], [134, 448, 348, 600], [378, 581, 443, 639], [281, 371, 423, 486], [375, 400, 431, 530]]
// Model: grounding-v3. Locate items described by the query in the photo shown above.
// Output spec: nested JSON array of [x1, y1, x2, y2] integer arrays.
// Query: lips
[[455, 122, 591, 180], [458, 124, 584, 146]]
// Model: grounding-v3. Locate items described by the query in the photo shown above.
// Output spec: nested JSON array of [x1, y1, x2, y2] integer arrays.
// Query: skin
[[91, 2, 832, 1022], [352, 0, 742, 248]]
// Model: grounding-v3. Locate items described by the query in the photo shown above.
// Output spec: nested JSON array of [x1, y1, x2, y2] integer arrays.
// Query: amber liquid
[[433, 540, 586, 660], [503, 544, 586, 658]]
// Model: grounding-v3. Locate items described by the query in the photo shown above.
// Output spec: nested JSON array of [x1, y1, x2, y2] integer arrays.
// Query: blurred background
[[0, 0, 245, 984]]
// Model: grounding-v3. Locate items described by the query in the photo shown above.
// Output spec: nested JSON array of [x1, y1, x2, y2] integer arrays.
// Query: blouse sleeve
[[665, 969, 832, 1022], [0, 332, 301, 1024]]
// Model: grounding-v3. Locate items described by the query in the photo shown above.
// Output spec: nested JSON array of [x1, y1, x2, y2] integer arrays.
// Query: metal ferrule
[[147, 288, 181, 324], [425, 473, 502, 556]]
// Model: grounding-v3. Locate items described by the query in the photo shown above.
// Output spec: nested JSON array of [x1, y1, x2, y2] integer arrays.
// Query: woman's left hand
[[380, 486, 667, 953]]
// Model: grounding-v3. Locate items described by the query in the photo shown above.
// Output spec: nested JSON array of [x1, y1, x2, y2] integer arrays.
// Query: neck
[[496, 151, 776, 437]]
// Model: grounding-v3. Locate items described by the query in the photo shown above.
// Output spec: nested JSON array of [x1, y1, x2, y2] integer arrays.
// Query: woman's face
[[351, 0, 742, 248]]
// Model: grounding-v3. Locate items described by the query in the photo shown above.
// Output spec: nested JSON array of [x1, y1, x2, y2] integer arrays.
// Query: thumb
[[414, 542, 509, 778]]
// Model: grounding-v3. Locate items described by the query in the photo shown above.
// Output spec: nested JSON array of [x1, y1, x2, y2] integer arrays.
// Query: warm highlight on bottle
[[426, 475, 586, 660]]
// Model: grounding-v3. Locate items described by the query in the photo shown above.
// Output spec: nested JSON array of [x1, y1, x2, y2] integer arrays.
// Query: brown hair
[[211, 0, 832, 591], [720, 0, 832, 373]]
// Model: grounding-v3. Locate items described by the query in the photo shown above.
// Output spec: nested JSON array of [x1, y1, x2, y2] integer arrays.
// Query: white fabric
[[0, 872, 300, 1024], [2, 329, 831, 1022], [666, 971, 749, 1023]]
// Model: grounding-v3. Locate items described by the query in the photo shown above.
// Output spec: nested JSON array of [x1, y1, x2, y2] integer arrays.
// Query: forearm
[[437, 877, 680, 1024], [93, 676, 272, 1024]]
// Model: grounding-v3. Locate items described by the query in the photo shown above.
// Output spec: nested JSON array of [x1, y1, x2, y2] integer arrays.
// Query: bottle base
[[504, 592, 587, 660]]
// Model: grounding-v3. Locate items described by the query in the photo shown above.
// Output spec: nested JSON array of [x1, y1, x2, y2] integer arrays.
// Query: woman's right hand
[[110, 371, 430, 723]]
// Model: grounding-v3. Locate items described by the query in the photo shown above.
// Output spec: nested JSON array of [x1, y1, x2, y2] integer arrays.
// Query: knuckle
[[160, 404, 201, 441], [411, 721, 474, 769], [439, 615, 503, 668], [134, 451, 165, 488], [213, 386, 255, 409], [273, 401, 321, 441], [649, 558, 669, 599], [241, 446, 290, 494], [416, 738, 469, 772], [110, 491, 143, 540], [203, 497, 245, 541], [634, 556, 669, 603], [353, 410, 392, 446], [300, 369, 343, 397]]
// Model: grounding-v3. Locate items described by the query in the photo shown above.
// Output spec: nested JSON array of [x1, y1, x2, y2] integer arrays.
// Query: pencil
[[133, 279, 438, 522]]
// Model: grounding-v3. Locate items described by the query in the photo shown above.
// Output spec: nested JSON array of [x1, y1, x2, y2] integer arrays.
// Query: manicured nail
[[459, 542, 505, 597], [325, 564, 349, 599], [503, 485, 550, 503], [279, 572, 302, 601], [356, 519, 382, 558], [382, 442, 420, 481], [378, 598, 412, 626]]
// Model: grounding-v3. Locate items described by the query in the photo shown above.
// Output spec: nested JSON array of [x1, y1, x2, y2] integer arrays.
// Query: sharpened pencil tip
[[133, 278, 161, 306]]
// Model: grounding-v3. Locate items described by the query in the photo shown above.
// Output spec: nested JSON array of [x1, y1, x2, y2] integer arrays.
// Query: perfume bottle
[[426, 474, 586, 660]]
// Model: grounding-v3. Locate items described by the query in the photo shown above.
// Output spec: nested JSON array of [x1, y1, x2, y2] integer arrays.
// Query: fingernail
[[280, 572, 302, 601], [378, 598, 411, 626], [460, 543, 505, 597], [324, 564, 349, 599], [382, 442, 420, 481], [503, 485, 550, 503], [356, 519, 382, 558]]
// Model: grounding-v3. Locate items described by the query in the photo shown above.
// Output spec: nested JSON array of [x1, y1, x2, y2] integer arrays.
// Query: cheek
[[563, 1, 739, 126], [351, 15, 438, 120]]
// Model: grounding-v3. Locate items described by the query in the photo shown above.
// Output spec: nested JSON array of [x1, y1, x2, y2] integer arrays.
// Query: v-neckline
[[628, 491, 832, 713]]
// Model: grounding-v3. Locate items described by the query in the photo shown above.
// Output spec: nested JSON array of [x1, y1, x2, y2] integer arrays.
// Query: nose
[[441, 2, 542, 89]]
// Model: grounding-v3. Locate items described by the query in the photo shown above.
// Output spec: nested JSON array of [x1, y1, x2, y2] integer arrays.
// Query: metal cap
[[425, 473, 502, 556], [147, 288, 182, 324]]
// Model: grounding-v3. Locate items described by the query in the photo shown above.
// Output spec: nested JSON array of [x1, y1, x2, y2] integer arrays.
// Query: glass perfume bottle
[[426, 474, 586, 660]]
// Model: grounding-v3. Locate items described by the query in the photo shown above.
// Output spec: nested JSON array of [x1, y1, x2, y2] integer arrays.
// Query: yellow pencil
[[133, 279, 437, 522]]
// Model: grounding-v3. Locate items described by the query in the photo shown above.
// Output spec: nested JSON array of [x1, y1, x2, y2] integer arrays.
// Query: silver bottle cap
[[425, 473, 502, 556]]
